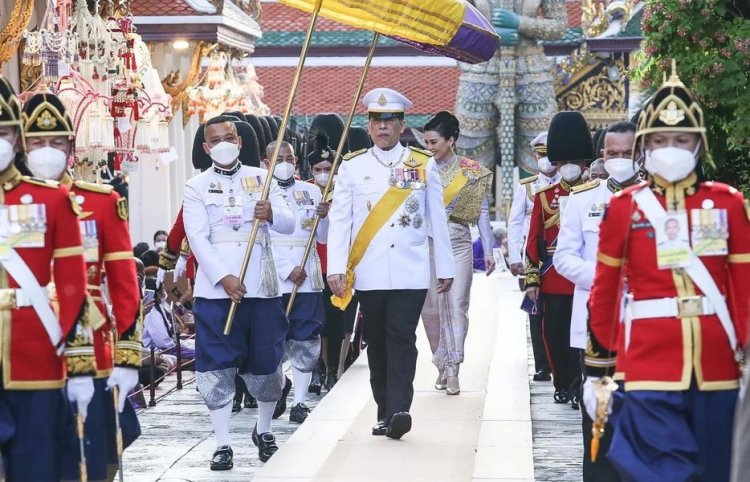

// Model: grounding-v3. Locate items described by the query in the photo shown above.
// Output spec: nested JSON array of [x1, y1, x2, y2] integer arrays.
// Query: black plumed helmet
[[348, 125, 372, 151], [191, 124, 211, 171], [547, 111, 593, 164], [308, 113, 346, 155], [244, 114, 269, 155], [307, 132, 334, 167], [235, 121, 260, 167], [263, 115, 279, 141]]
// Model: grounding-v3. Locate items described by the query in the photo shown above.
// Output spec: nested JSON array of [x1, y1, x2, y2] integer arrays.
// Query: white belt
[[209, 232, 261, 244], [0, 288, 50, 309], [628, 295, 717, 320], [271, 237, 308, 248]]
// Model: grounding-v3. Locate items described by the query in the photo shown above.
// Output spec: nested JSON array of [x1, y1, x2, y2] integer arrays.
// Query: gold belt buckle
[[0, 289, 16, 310], [678, 296, 703, 318]]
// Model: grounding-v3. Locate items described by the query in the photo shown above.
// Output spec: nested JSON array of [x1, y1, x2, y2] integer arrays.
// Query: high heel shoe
[[434, 372, 447, 390], [446, 376, 460, 395]]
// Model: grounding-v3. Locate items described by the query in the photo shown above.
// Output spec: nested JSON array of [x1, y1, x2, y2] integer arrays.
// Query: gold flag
[[279, 0, 465, 45]]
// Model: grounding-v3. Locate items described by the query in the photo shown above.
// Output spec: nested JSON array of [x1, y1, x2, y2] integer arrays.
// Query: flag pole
[[224, 0, 324, 335], [285, 32, 380, 316]]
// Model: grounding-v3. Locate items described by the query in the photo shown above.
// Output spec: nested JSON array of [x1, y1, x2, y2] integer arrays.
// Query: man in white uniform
[[327, 88, 455, 439], [508, 132, 558, 381], [183, 116, 294, 469], [263, 140, 329, 424], [554, 121, 637, 481]]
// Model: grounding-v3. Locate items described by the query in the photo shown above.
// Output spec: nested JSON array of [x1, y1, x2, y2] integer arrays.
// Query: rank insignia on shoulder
[[116, 197, 129, 221], [520, 175, 538, 185], [572, 180, 599, 194], [343, 148, 367, 161], [69, 192, 82, 216], [73, 180, 114, 195]]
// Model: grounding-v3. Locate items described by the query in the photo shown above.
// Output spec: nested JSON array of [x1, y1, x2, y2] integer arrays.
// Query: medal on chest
[[241, 176, 262, 201], [0, 203, 48, 255], [689, 204, 728, 256], [80, 219, 100, 262]]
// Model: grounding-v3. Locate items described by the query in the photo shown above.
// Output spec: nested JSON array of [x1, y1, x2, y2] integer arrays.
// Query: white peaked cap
[[530, 131, 548, 147], [363, 88, 412, 113]]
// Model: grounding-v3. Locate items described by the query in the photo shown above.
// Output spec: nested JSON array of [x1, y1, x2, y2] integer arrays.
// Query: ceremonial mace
[[76, 411, 88, 482], [224, 0, 324, 335], [285, 32, 380, 316]]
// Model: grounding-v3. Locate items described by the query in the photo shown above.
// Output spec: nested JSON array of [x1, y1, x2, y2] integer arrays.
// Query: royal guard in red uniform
[[20, 92, 142, 480], [524, 111, 593, 406], [0, 79, 95, 480], [585, 62, 750, 481]]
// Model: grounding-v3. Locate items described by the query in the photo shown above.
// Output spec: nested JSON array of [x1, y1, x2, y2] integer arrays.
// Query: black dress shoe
[[252, 424, 259, 446], [324, 371, 338, 391], [289, 403, 310, 423], [533, 370, 551, 381], [244, 394, 258, 409], [273, 376, 292, 419], [371, 419, 388, 436], [385, 412, 412, 440], [256, 432, 279, 462], [553, 389, 569, 404], [210, 445, 233, 471], [570, 394, 580, 410], [232, 398, 242, 413]]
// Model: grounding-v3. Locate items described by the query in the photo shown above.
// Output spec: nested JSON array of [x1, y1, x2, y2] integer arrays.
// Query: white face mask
[[273, 162, 295, 181], [27, 147, 68, 180], [0, 138, 15, 172], [644, 144, 700, 183], [537, 156, 554, 174], [209, 141, 240, 167], [604, 157, 638, 184], [314, 172, 330, 186], [559, 163, 582, 182], [155, 241, 166, 250]]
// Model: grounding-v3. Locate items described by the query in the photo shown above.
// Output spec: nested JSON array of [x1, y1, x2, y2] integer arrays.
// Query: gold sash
[[331, 186, 411, 310], [442, 170, 468, 207]]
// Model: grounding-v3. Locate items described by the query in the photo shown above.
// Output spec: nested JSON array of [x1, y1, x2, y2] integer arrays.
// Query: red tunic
[[588, 177, 750, 391], [1, 171, 92, 389], [525, 180, 578, 295], [70, 179, 141, 375]]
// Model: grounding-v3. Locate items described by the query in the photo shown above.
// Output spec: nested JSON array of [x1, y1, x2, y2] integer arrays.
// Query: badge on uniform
[[0, 204, 48, 249], [690, 208, 728, 256], [392, 168, 426, 190], [654, 211, 691, 269], [209, 181, 223, 194], [80, 220, 99, 262], [223, 194, 244, 228], [241, 176, 262, 201]]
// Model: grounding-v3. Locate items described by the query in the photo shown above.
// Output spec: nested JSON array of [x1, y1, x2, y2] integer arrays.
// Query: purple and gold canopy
[[388, 2, 499, 64]]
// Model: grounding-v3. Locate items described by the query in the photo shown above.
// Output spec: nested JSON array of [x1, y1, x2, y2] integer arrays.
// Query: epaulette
[[20, 176, 59, 189], [408, 146, 433, 157], [73, 179, 114, 195], [702, 181, 740, 196], [537, 183, 556, 193], [572, 180, 600, 194], [520, 175, 538, 185], [343, 148, 367, 161]]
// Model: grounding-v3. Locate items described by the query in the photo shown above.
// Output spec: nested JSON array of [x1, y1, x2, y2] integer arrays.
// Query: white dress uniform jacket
[[271, 180, 329, 294], [508, 172, 561, 264], [327, 143, 455, 290], [184, 164, 294, 299], [554, 180, 613, 348]]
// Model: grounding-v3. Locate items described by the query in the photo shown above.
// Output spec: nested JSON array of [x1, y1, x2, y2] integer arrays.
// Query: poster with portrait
[[655, 212, 691, 269]]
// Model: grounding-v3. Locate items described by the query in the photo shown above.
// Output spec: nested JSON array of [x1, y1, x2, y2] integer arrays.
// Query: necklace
[[372, 147, 407, 186], [438, 155, 460, 188]]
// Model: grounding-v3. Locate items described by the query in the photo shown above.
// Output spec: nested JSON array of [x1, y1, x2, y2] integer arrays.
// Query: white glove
[[175, 255, 188, 279], [582, 376, 613, 422], [66, 376, 95, 421], [156, 268, 166, 287], [107, 367, 139, 412]]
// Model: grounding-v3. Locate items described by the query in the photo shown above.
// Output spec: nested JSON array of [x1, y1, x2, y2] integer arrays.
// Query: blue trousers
[[609, 384, 737, 482], [194, 297, 288, 376], [283, 292, 324, 341], [0, 383, 65, 482], [60, 378, 140, 481]]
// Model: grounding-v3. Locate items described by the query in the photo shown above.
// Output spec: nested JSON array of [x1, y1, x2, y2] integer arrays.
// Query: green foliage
[[633, 0, 750, 192]]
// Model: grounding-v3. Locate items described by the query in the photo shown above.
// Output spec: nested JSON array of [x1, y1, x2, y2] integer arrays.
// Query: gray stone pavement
[[121, 368, 324, 481], [527, 320, 584, 481]]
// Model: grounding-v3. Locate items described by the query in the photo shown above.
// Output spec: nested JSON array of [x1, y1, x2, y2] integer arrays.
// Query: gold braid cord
[[0, 0, 35, 67]]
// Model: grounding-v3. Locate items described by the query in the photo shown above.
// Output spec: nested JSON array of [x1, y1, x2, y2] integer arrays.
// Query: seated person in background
[[142, 278, 196, 361], [473, 226, 506, 271], [140, 249, 160, 277], [134, 241, 150, 259]]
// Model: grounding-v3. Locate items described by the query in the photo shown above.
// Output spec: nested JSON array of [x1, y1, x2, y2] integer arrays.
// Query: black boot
[[244, 393, 258, 409], [309, 359, 324, 395]]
